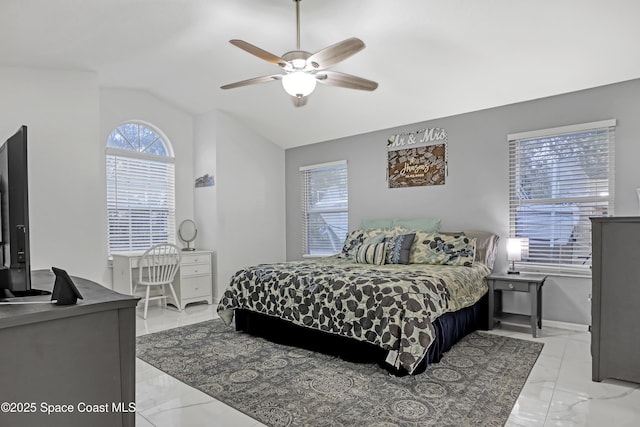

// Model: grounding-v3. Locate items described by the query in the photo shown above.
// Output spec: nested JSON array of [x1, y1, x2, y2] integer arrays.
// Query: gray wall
[[285, 78, 640, 325]]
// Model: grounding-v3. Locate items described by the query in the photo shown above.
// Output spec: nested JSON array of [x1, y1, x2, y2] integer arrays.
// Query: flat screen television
[[0, 125, 35, 296]]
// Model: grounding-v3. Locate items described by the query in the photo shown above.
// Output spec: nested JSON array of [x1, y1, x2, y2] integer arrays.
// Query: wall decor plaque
[[195, 173, 215, 188], [387, 128, 448, 188]]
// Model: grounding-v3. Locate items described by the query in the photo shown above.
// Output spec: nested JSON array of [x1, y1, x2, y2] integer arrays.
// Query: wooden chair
[[133, 243, 182, 319]]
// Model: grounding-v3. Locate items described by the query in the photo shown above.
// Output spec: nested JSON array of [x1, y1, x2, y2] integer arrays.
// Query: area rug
[[136, 319, 543, 427]]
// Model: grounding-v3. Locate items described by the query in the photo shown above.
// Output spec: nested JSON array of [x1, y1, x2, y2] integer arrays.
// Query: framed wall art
[[387, 127, 448, 188]]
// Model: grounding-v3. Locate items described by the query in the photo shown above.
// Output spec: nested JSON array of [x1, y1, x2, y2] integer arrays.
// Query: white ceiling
[[2, 0, 640, 149]]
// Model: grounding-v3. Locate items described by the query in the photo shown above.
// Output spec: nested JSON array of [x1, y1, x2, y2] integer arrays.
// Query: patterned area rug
[[136, 319, 543, 427]]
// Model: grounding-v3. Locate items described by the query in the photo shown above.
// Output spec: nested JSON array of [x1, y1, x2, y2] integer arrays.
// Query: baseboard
[[543, 319, 589, 331]]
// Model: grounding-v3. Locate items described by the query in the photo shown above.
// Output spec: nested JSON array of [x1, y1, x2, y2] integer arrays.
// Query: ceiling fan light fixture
[[221, 0, 377, 106], [282, 71, 316, 97], [291, 58, 307, 69]]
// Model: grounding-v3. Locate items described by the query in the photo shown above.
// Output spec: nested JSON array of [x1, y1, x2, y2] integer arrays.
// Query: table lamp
[[507, 237, 528, 274]]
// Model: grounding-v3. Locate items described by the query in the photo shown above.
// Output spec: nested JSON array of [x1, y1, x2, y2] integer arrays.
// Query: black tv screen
[[0, 125, 32, 294]]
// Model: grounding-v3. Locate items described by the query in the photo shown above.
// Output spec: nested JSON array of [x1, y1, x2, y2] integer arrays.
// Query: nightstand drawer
[[181, 254, 210, 265], [180, 276, 211, 299], [493, 280, 529, 292], [181, 263, 211, 277]]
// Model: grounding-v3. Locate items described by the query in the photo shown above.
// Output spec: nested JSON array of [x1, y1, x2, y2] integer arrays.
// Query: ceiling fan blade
[[316, 71, 378, 91], [291, 95, 308, 107], [221, 74, 283, 90], [307, 37, 365, 70], [229, 39, 286, 67]]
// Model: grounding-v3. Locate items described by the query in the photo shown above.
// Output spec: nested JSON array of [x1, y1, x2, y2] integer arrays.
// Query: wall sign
[[387, 127, 448, 188], [195, 173, 215, 188]]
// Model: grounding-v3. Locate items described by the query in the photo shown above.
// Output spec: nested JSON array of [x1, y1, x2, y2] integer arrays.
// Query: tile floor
[[135, 303, 640, 427]]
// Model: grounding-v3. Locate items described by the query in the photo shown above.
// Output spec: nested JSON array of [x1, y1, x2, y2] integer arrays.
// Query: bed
[[217, 227, 499, 374]]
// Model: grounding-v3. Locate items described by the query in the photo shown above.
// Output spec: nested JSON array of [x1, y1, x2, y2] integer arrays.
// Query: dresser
[[591, 217, 640, 383], [0, 270, 138, 427], [112, 249, 213, 310]]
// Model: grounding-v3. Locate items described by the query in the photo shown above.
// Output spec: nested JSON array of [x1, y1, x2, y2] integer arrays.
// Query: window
[[106, 122, 176, 256], [508, 119, 615, 275], [300, 161, 348, 255]]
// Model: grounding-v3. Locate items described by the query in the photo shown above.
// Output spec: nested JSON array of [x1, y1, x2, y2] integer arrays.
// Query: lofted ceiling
[[1, 0, 640, 149]]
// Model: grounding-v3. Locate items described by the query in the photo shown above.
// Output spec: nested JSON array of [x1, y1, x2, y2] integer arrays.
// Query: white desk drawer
[[182, 254, 210, 265], [181, 263, 211, 277], [180, 276, 211, 299]]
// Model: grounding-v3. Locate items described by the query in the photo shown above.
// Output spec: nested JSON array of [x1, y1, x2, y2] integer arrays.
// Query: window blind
[[300, 161, 348, 255], [106, 153, 176, 256], [508, 120, 615, 274]]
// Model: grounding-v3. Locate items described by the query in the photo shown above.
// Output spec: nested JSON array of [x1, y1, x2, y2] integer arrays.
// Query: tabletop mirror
[[178, 219, 198, 251]]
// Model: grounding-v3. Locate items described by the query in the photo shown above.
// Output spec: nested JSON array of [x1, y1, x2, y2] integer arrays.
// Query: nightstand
[[487, 273, 547, 337]]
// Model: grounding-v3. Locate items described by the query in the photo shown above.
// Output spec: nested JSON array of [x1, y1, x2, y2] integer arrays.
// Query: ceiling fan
[[220, 0, 378, 107]]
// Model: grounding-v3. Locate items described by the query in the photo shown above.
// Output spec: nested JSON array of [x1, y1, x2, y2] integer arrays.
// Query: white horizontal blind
[[106, 153, 176, 256], [508, 121, 615, 273], [301, 161, 348, 255]]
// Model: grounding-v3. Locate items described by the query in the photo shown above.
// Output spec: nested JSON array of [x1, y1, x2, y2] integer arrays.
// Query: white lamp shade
[[507, 237, 529, 261], [282, 71, 317, 97], [507, 238, 523, 261]]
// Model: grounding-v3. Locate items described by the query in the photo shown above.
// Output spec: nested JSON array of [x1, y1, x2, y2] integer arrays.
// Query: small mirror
[[178, 219, 198, 251]]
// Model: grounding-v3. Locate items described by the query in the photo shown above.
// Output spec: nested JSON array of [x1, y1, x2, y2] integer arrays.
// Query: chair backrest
[[138, 243, 182, 285]]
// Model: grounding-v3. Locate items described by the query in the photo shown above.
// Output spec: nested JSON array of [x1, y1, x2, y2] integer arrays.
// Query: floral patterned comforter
[[217, 257, 490, 374]]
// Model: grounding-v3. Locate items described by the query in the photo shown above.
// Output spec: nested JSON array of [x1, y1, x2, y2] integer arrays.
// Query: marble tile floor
[[134, 303, 640, 426]]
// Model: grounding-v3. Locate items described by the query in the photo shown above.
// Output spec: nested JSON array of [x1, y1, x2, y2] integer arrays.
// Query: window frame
[[106, 122, 176, 258], [507, 119, 616, 277], [300, 160, 348, 257]]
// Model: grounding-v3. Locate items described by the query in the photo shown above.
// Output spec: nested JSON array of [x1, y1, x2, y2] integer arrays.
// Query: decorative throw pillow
[[339, 229, 368, 259], [408, 230, 436, 263], [410, 233, 476, 266], [340, 227, 412, 260], [384, 233, 416, 264], [363, 233, 385, 245], [355, 242, 387, 265]]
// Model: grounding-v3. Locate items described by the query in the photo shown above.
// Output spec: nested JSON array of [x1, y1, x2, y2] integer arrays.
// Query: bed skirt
[[233, 293, 489, 375]]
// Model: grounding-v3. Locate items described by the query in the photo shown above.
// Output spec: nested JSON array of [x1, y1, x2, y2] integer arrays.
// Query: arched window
[[106, 122, 176, 256]]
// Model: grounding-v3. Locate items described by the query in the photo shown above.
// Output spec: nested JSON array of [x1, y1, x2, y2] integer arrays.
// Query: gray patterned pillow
[[384, 233, 415, 264], [410, 233, 476, 266]]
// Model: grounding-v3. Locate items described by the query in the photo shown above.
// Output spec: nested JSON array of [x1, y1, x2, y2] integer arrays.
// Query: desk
[[0, 270, 138, 427], [112, 250, 213, 310]]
